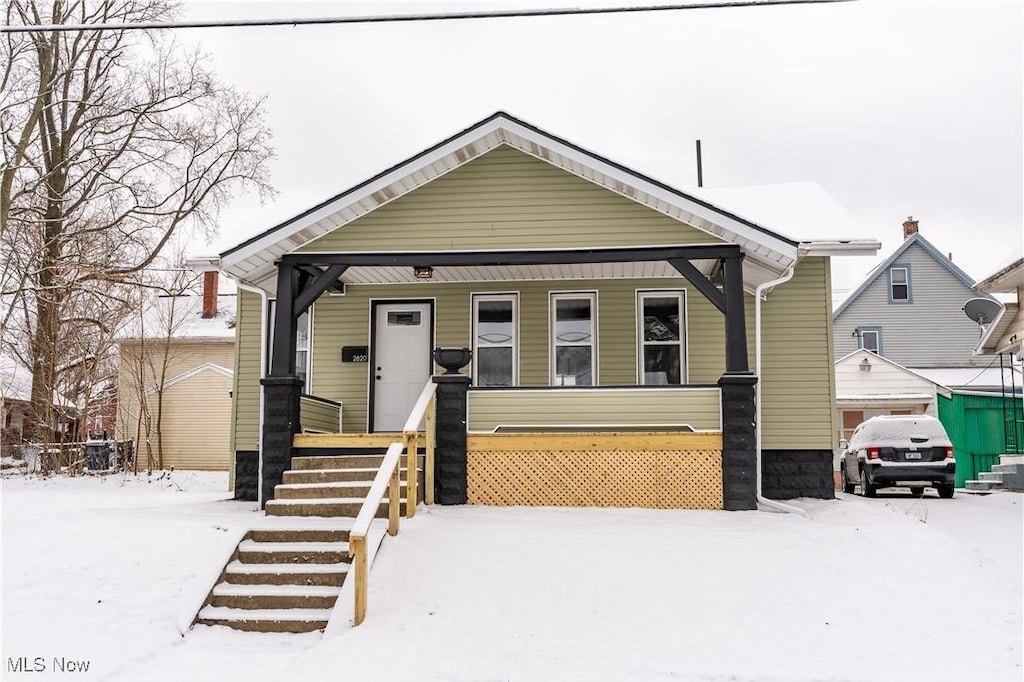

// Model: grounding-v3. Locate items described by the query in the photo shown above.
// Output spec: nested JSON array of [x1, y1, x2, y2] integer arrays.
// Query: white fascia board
[[222, 115, 801, 284], [145, 362, 233, 395]]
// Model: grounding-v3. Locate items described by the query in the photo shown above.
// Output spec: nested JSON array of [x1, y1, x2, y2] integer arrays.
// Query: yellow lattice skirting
[[466, 433, 723, 509]]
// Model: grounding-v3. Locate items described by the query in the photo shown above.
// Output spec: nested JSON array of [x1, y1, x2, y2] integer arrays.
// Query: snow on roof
[[0, 355, 33, 402], [120, 284, 237, 342], [684, 182, 865, 243], [910, 365, 1023, 391]]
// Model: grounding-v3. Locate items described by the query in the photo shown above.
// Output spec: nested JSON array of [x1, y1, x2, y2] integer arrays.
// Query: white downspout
[[754, 266, 806, 515], [235, 280, 269, 508]]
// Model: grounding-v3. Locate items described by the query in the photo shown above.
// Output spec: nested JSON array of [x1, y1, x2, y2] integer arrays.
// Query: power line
[[0, 0, 856, 34]]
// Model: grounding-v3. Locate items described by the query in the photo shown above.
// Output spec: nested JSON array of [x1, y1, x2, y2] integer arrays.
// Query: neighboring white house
[[834, 348, 952, 443]]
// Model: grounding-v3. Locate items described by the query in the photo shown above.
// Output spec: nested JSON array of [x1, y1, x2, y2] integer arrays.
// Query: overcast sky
[[178, 0, 1023, 304]]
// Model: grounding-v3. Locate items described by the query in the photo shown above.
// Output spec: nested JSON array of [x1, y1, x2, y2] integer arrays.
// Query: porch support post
[[261, 263, 302, 508], [719, 372, 758, 510], [722, 254, 749, 374], [432, 374, 470, 504]]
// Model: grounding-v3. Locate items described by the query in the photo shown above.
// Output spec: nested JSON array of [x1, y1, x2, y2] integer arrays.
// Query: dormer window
[[889, 266, 911, 302]]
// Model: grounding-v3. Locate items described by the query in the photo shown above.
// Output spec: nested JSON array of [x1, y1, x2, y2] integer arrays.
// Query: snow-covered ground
[[2, 473, 1020, 682]]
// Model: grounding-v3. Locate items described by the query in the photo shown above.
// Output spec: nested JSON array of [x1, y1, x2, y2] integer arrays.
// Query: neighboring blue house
[[833, 218, 993, 372]]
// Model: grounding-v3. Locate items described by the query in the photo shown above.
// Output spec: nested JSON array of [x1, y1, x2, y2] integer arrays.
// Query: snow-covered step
[[247, 527, 351, 544], [209, 582, 342, 610], [196, 606, 332, 633], [274, 479, 420, 500], [282, 466, 419, 484], [223, 560, 349, 586], [965, 480, 997, 493], [290, 454, 424, 470], [1000, 454, 1024, 465], [978, 472, 1005, 486], [264, 496, 410, 518], [237, 539, 351, 564], [991, 463, 1020, 474]]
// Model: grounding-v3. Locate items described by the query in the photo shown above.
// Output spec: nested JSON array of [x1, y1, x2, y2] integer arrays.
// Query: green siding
[[938, 392, 1023, 486], [297, 146, 722, 253], [467, 388, 721, 432], [232, 289, 263, 453]]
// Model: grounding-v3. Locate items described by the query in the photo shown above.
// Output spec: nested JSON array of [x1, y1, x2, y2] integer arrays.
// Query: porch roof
[[217, 112, 877, 294]]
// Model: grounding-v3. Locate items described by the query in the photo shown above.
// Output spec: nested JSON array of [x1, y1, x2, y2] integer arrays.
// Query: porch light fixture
[[859, 357, 872, 372], [414, 266, 434, 279]]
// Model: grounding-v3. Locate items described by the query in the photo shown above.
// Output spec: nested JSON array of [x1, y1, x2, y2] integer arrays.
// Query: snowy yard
[[2, 473, 1020, 682]]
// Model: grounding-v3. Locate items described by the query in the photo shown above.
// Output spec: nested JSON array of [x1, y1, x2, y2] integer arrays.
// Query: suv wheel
[[937, 483, 955, 499], [860, 468, 877, 498], [841, 464, 855, 494]]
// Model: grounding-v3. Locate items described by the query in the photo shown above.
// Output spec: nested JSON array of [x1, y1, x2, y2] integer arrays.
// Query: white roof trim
[[146, 363, 233, 395], [219, 112, 803, 287]]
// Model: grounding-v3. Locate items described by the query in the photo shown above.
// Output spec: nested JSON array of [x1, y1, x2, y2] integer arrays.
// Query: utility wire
[[0, 0, 856, 34]]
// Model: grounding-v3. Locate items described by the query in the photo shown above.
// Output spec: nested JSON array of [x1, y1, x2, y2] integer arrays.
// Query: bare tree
[[1, 0, 273, 443]]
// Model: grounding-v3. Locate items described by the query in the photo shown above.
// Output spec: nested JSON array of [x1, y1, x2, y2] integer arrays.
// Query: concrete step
[[264, 497, 410, 518], [247, 528, 351, 544], [282, 466, 425, 484], [1000, 454, 1024, 465], [208, 583, 341, 610], [196, 606, 331, 633], [291, 454, 424, 470], [236, 540, 351, 564], [274, 479, 422, 500], [965, 480, 997, 492], [223, 560, 348, 586], [991, 463, 1021, 474], [978, 472, 1005, 486]]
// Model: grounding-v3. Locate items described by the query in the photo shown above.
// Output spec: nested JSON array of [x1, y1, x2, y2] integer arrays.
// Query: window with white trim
[[295, 310, 312, 392], [889, 266, 910, 302], [637, 291, 686, 385], [550, 293, 597, 386], [472, 294, 517, 387], [859, 328, 881, 354]]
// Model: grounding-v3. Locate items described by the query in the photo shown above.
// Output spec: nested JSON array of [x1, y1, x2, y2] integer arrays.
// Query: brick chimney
[[902, 216, 919, 239], [201, 271, 219, 319]]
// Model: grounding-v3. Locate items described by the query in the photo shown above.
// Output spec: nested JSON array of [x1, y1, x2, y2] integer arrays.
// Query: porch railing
[[347, 378, 437, 626], [299, 394, 342, 433]]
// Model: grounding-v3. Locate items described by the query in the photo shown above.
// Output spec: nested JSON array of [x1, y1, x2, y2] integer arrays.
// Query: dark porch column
[[719, 372, 758, 510], [431, 348, 473, 505], [261, 263, 302, 508], [722, 254, 749, 374]]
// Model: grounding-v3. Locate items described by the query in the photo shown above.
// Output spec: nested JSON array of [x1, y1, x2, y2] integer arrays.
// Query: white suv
[[840, 415, 956, 498]]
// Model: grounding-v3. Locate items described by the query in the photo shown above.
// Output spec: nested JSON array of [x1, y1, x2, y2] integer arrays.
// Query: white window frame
[[859, 328, 881, 354], [889, 266, 910, 302], [635, 290, 688, 385], [471, 293, 519, 387], [549, 291, 599, 386]]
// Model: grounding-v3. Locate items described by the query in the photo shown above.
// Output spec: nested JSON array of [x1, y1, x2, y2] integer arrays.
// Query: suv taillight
[[868, 447, 881, 460], [945, 446, 954, 459]]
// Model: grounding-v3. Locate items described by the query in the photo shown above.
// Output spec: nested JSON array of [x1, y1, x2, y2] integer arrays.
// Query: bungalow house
[[209, 112, 878, 511], [116, 271, 237, 474]]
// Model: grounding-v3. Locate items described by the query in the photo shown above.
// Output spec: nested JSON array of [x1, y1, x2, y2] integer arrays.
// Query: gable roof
[[833, 232, 987, 319], [145, 363, 233, 395], [835, 348, 952, 398], [219, 111, 876, 290]]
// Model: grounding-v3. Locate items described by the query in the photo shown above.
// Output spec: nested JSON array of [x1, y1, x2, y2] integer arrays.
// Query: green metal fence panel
[[939, 392, 1024, 487]]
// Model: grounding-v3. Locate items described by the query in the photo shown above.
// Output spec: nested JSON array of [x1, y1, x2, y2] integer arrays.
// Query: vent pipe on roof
[[695, 139, 703, 188], [903, 216, 919, 239]]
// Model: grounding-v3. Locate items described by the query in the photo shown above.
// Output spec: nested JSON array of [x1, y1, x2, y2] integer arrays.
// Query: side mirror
[[839, 439, 849, 451]]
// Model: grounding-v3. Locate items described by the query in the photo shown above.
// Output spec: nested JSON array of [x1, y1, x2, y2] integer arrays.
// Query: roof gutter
[[797, 239, 882, 257], [754, 265, 806, 516]]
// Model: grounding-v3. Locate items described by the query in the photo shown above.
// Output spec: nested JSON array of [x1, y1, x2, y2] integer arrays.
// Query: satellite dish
[[964, 297, 1002, 326]]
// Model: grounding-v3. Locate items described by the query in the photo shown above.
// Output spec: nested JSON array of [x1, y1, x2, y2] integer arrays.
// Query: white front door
[[372, 302, 432, 432]]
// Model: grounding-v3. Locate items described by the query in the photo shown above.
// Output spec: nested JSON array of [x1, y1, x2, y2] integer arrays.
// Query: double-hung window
[[637, 291, 686, 384], [550, 293, 597, 386], [267, 303, 313, 393], [889, 266, 910, 302], [472, 294, 517, 386]]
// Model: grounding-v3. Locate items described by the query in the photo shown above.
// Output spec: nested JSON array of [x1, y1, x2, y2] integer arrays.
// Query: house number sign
[[342, 346, 369, 363]]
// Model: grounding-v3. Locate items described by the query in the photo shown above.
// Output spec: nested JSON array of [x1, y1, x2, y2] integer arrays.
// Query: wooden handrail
[[401, 381, 437, 519], [348, 441, 403, 626]]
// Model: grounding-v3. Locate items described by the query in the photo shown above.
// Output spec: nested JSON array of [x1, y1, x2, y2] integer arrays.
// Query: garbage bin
[[85, 440, 111, 471]]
